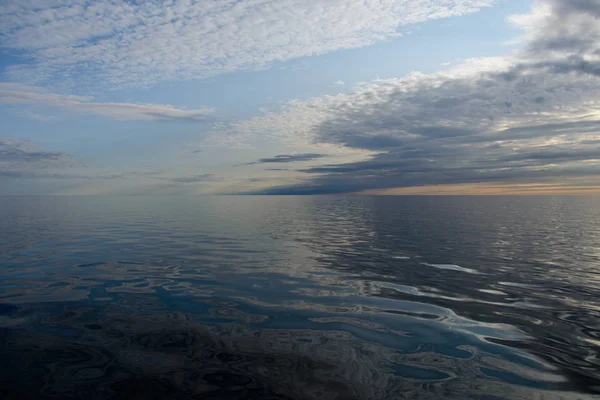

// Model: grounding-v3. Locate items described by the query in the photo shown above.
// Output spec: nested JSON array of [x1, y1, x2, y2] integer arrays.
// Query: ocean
[[1, 195, 599, 399]]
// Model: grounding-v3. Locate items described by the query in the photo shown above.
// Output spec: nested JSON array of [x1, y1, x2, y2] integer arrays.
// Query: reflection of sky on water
[[1, 196, 600, 398]]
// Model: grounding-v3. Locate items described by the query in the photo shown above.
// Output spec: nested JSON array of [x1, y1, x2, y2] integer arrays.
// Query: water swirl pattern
[[1, 196, 599, 399]]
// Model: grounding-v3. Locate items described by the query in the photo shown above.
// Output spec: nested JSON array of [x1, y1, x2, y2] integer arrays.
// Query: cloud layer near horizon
[[0, 137, 81, 179], [239, 153, 327, 166], [228, 0, 600, 194], [1, 0, 495, 89], [0, 137, 224, 196]]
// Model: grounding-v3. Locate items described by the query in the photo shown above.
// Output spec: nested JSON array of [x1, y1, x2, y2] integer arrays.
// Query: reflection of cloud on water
[[0, 256, 577, 397], [2, 197, 599, 396], [0, 299, 575, 400]]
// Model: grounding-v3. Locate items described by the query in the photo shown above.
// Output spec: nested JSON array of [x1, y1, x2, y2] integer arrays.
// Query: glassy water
[[1, 196, 599, 399]]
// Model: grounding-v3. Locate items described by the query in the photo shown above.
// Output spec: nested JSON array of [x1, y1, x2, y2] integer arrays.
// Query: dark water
[[1, 196, 600, 399]]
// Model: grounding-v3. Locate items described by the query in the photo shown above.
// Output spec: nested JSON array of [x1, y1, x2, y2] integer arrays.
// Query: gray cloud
[[0, 137, 80, 173], [0, 138, 132, 186], [553, 0, 600, 14], [274, 115, 600, 194], [529, 57, 600, 77], [240, 153, 326, 166], [169, 173, 221, 183], [509, 0, 600, 78], [0, 170, 125, 180], [1, 143, 70, 164], [236, 0, 600, 194]]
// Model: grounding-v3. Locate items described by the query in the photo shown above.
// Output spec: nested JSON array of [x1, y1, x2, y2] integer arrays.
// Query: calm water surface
[[1, 196, 600, 399]]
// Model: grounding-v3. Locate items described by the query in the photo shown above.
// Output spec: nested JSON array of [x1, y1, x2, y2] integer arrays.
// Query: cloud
[[169, 173, 221, 183], [508, 0, 600, 77], [0, 138, 122, 187], [239, 153, 327, 166], [0, 0, 496, 89], [0, 137, 79, 172], [333, 81, 346, 86], [0, 170, 124, 180], [0, 83, 215, 121], [0, 137, 131, 185], [230, 0, 600, 194], [17, 110, 58, 122], [363, 182, 600, 195], [0, 137, 227, 195]]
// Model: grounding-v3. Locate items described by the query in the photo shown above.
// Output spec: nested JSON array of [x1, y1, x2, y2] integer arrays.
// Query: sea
[[1, 195, 599, 399]]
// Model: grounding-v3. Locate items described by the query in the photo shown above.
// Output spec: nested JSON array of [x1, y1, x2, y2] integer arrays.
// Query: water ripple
[[1, 195, 599, 399]]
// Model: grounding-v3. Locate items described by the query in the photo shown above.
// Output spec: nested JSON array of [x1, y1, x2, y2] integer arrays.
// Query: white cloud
[[0, 83, 215, 121], [0, 0, 496, 89], [333, 80, 346, 86]]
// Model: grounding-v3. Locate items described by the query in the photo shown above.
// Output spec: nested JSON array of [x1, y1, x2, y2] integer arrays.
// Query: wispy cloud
[[0, 83, 215, 121], [240, 153, 327, 166], [168, 173, 221, 183], [0, 137, 135, 185], [1, 0, 496, 89], [16, 109, 58, 122], [0, 137, 87, 182], [230, 0, 600, 194], [0, 137, 79, 168], [0, 170, 125, 180]]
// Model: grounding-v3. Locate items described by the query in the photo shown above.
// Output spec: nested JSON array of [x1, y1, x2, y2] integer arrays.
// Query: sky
[[1, 0, 599, 195]]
